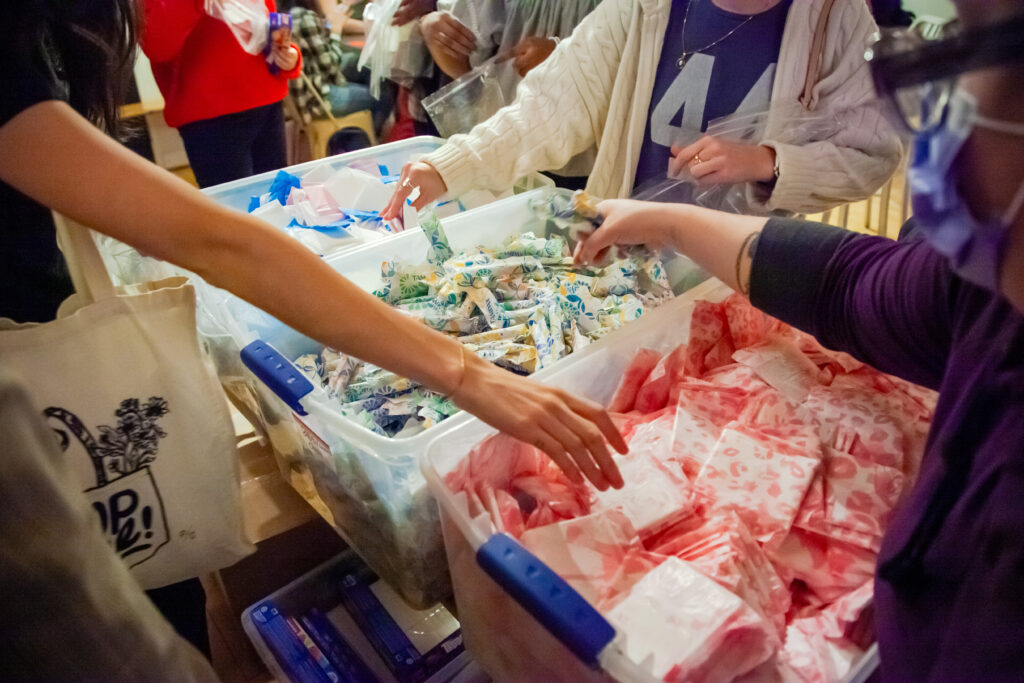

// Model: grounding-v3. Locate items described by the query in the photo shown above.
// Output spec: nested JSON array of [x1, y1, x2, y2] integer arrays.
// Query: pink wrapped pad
[[520, 509, 640, 605], [608, 347, 662, 412], [607, 557, 777, 683], [694, 424, 820, 548], [634, 344, 688, 413], [650, 512, 791, 637]]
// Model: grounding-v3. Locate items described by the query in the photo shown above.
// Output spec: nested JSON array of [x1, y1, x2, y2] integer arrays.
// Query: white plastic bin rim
[[201, 136, 444, 211]]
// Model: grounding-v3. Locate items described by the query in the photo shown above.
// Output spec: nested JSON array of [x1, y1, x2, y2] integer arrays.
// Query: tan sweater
[[425, 0, 903, 214]]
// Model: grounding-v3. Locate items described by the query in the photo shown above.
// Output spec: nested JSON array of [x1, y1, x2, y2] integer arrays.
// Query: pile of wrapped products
[[292, 209, 674, 438], [244, 165, 502, 255], [445, 294, 938, 682]]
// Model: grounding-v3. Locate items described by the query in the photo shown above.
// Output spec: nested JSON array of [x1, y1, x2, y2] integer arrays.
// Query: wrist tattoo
[[735, 231, 760, 296]]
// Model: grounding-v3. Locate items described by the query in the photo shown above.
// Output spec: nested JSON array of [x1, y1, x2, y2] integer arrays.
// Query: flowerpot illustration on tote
[[45, 397, 172, 568]]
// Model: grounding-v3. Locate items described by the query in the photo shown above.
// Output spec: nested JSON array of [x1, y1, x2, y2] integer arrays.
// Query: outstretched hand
[[454, 360, 627, 490], [573, 199, 682, 266], [380, 161, 448, 220]]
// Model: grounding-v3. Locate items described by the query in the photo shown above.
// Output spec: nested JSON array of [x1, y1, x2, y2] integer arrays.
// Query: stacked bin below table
[[199, 189, 708, 608], [422, 279, 911, 682]]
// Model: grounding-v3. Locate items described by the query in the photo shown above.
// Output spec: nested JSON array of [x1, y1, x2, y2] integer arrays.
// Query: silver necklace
[[676, 0, 755, 69]]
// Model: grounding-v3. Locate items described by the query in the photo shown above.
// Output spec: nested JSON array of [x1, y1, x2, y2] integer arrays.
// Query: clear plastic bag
[[359, 0, 430, 97], [205, 0, 270, 55], [665, 103, 844, 215], [421, 57, 511, 138], [391, 23, 429, 87]]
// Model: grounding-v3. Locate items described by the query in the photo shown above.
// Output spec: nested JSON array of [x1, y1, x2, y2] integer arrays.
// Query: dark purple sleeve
[[749, 218, 956, 391]]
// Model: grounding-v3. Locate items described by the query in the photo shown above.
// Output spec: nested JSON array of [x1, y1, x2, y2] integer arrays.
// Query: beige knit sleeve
[[756, 0, 904, 214], [424, 0, 633, 197]]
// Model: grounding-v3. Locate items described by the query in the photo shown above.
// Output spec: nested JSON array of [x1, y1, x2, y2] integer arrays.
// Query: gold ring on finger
[[692, 154, 703, 165]]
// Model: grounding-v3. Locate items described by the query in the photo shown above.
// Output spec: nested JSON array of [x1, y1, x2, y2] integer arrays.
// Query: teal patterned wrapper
[[420, 210, 453, 266], [499, 232, 567, 263], [294, 207, 676, 437], [464, 286, 510, 329]]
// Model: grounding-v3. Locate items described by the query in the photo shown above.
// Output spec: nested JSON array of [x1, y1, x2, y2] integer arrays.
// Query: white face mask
[[909, 88, 1024, 291]]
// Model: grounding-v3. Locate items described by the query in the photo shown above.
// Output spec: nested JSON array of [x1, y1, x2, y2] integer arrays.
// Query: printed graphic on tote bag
[[44, 398, 172, 568]]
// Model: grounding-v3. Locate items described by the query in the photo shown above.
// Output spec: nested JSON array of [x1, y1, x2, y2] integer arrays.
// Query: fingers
[[567, 394, 629, 455], [513, 55, 530, 77], [382, 163, 446, 218], [448, 17, 477, 48], [393, 0, 412, 23], [529, 430, 584, 486], [438, 15, 476, 55], [273, 47, 297, 70], [410, 191, 431, 211], [675, 137, 707, 165], [392, 0, 428, 25], [690, 155, 725, 183], [671, 137, 712, 178], [572, 239, 585, 266], [574, 228, 614, 266], [561, 396, 627, 488], [380, 164, 413, 220], [540, 413, 611, 491], [433, 35, 472, 59], [441, 44, 469, 60], [668, 151, 690, 178]]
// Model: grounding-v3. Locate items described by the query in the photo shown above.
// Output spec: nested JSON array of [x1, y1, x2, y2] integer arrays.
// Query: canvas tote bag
[[0, 215, 254, 589]]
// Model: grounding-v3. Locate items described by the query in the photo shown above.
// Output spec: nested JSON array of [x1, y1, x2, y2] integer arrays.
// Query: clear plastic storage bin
[[202, 190, 706, 610], [199, 136, 548, 213], [421, 279, 880, 682], [95, 136, 552, 286]]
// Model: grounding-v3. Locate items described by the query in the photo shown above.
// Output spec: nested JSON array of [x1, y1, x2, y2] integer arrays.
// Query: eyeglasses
[[865, 14, 1024, 133]]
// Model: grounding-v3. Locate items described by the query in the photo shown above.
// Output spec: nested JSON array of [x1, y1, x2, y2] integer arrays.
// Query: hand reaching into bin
[[0, 101, 624, 491], [380, 160, 448, 218], [451, 355, 627, 491], [574, 198, 768, 296]]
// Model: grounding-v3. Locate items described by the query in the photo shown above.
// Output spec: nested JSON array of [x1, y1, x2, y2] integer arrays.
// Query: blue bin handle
[[476, 533, 616, 668], [240, 340, 315, 415]]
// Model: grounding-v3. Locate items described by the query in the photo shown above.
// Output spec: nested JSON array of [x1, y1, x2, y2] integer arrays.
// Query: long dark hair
[[9, 0, 140, 135]]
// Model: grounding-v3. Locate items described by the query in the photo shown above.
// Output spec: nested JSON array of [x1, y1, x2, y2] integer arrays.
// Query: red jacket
[[142, 0, 302, 128]]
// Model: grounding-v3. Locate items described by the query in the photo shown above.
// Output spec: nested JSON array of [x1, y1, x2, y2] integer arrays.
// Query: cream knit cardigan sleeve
[[425, 0, 632, 197], [426, 0, 902, 214], [757, 0, 903, 213]]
